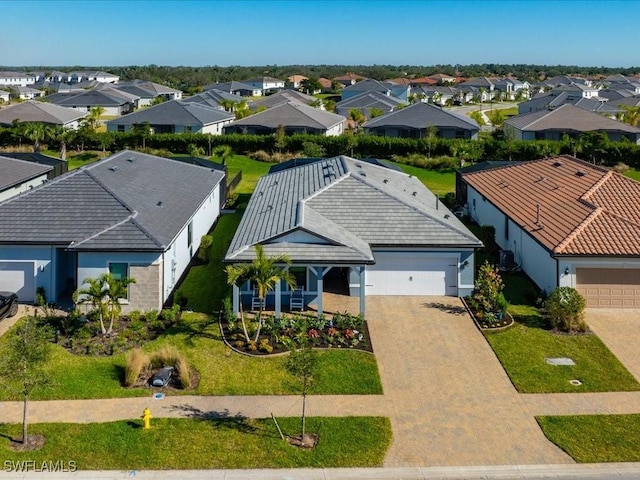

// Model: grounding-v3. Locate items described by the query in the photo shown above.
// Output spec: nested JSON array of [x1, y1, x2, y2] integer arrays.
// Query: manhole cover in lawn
[[569, 379, 582, 386], [546, 357, 576, 366], [153, 393, 165, 400]]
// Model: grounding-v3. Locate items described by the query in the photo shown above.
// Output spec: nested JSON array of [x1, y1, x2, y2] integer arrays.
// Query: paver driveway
[[586, 309, 640, 382], [365, 296, 571, 467]]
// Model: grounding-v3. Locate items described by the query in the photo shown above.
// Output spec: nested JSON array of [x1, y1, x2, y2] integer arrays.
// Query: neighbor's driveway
[[365, 296, 571, 467], [586, 309, 640, 382]]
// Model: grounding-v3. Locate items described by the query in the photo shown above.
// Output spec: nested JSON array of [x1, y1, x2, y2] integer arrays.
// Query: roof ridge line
[[581, 170, 613, 204], [68, 214, 137, 249], [554, 207, 602, 253], [84, 165, 136, 215]]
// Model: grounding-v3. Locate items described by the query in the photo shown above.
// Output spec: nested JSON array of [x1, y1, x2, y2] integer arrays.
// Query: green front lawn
[[0, 416, 392, 469], [0, 313, 382, 400], [625, 169, 640, 182], [537, 414, 640, 462], [388, 160, 456, 196], [484, 273, 639, 393]]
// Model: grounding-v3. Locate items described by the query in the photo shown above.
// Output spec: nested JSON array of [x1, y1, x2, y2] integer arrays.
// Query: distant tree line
[[5, 64, 640, 91]]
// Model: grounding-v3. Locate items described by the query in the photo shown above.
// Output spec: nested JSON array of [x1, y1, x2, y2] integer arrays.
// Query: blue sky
[[2, 0, 638, 67]]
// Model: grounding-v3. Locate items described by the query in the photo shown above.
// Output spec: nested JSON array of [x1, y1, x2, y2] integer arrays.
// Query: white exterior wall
[[0, 245, 54, 301], [201, 119, 233, 135], [162, 184, 221, 302], [0, 174, 48, 202], [467, 185, 557, 293], [559, 257, 640, 288], [68, 105, 122, 116], [326, 122, 344, 136], [0, 76, 35, 87], [0, 92, 9, 103]]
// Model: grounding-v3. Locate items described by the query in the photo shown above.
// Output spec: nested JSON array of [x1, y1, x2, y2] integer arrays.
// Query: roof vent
[[359, 171, 366, 177], [108, 166, 119, 172], [576, 170, 586, 177], [444, 214, 450, 219], [383, 179, 388, 183], [355, 163, 362, 168], [157, 201, 163, 207], [126, 157, 136, 163], [552, 161, 562, 167], [412, 191, 417, 196]]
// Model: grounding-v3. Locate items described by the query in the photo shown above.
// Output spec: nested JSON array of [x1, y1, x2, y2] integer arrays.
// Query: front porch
[[232, 265, 366, 318]]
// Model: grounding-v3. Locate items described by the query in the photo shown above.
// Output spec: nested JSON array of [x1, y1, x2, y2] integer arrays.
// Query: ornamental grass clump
[[124, 348, 149, 387]]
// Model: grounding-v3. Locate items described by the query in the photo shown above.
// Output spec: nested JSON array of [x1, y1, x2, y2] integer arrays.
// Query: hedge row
[[3, 128, 640, 169]]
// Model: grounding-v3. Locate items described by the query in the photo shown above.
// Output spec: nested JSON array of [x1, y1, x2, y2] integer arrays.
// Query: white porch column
[[312, 266, 332, 316], [232, 284, 240, 316], [275, 280, 282, 318], [358, 266, 366, 316]]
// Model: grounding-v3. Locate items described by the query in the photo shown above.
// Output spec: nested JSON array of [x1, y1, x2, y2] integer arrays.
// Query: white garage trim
[[0, 261, 36, 302], [576, 267, 640, 308], [366, 252, 458, 296]]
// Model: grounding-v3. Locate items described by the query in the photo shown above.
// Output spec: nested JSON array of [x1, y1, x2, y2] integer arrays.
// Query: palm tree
[[75, 274, 110, 335], [225, 245, 296, 342], [23, 123, 48, 152], [348, 109, 366, 133], [104, 274, 136, 335], [212, 144, 233, 165], [618, 105, 640, 127], [84, 106, 105, 131], [47, 126, 74, 160], [218, 99, 236, 112]]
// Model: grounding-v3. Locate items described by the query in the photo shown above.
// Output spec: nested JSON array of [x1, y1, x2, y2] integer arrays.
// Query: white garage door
[[576, 268, 640, 308], [366, 253, 458, 296], [0, 261, 36, 302]]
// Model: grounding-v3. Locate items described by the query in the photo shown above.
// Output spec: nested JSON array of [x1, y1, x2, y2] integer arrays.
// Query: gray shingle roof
[[225, 102, 345, 130], [45, 88, 134, 108], [226, 156, 481, 263], [250, 90, 317, 110], [0, 100, 87, 126], [106, 100, 233, 127], [335, 91, 404, 111], [203, 81, 257, 93], [182, 89, 244, 108], [506, 104, 640, 133], [0, 151, 225, 251], [342, 79, 391, 93], [0, 156, 52, 191], [116, 80, 182, 96], [363, 102, 479, 130]]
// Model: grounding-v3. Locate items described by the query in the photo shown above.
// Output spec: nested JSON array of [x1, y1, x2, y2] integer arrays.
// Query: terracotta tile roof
[[333, 73, 367, 82], [463, 155, 640, 256]]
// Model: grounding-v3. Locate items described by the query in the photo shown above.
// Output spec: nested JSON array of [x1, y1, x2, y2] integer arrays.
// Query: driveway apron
[[586, 309, 640, 382], [365, 296, 571, 467]]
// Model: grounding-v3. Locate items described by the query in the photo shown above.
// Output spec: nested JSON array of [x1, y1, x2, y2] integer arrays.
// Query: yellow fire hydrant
[[142, 407, 152, 430]]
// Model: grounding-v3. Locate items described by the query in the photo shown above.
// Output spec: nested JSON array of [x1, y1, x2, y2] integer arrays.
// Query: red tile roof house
[[462, 155, 640, 307]]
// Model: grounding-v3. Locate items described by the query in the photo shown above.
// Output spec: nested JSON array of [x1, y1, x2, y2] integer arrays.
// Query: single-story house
[[0, 100, 88, 129], [225, 156, 482, 317], [249, 90, 318, 111], [462, 155, 640, 307], [106, 100, 234, 135], [44, 87, 137, 116], [183, 89, 245, 110], [0, 151, 68, 178], [223, 102, 345, 136], [114, 80, 183, 107], [203, 81, 261, 97], [363, 102, 480, 139], [505, 104, 640, 143], [11, 86, 44, 100], [0, 155, 52, 202], [0, 90, 9, 103], [335, 91, 405, 118], [0, 150, 225, 310], [332, 73, 367, 87], [341, 79, 410, 102]]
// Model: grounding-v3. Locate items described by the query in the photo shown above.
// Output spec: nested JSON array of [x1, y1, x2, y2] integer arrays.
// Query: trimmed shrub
[[545, 287, 587, 333], [175, 355, 191, 389], [197, 234, 213, 262], [149, 345, 182, 369]]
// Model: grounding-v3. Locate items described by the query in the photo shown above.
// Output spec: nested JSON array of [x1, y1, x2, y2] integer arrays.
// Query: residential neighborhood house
[[462, 155, 640, 307], [225, 156, 482, 317], [0, 100, 88, 129], [0, 151, 225, 309], [0, 155, 52, 202]]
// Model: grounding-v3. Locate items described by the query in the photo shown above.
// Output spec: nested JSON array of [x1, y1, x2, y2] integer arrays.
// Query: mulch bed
[[9, 435, 47, 451], [220, 319, 374, 356], [461, 297, 515, 331]]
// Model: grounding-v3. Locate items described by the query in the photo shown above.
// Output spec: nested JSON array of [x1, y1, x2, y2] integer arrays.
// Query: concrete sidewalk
[[3, 463, 640, 479]]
